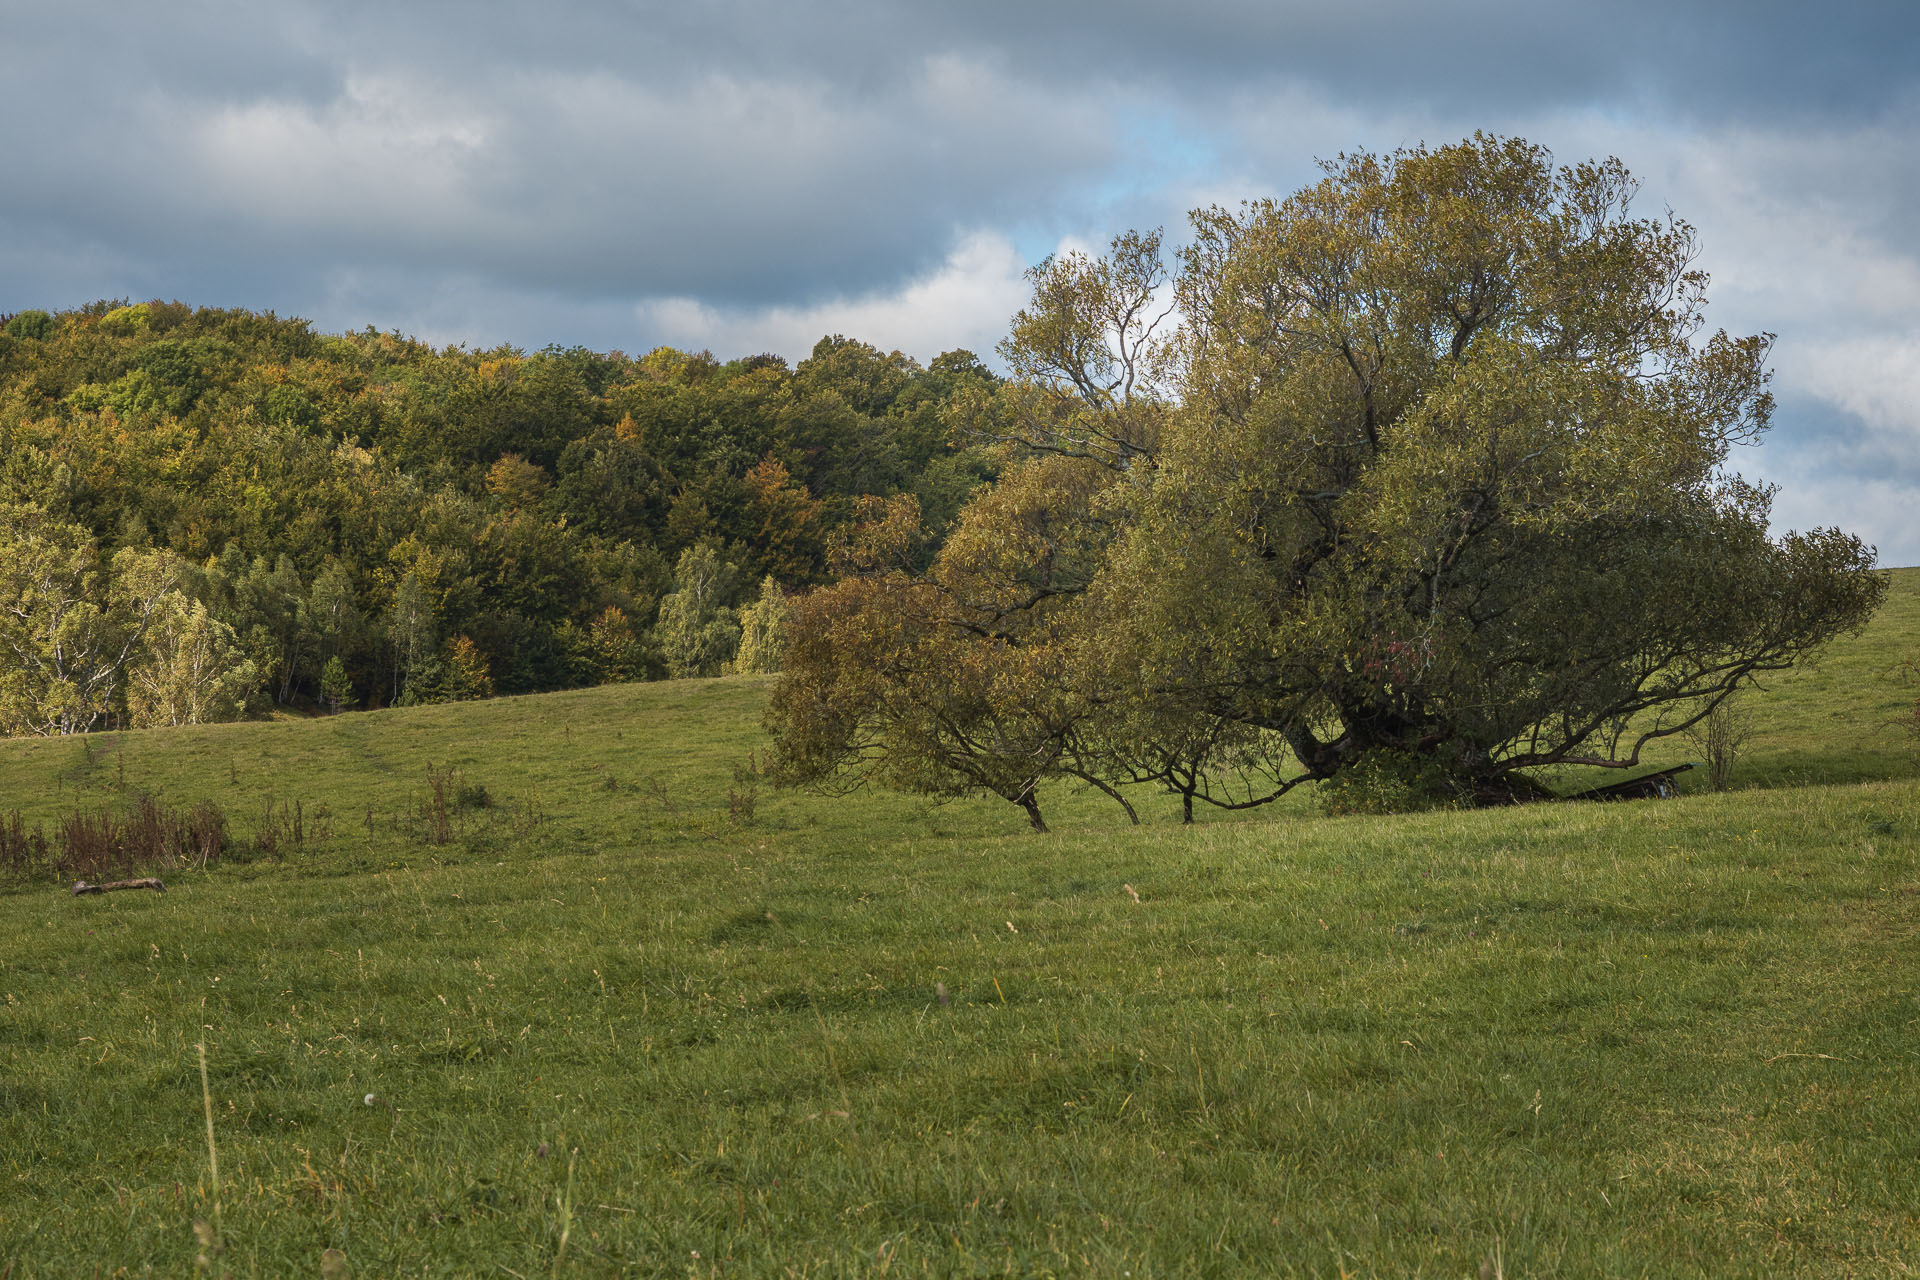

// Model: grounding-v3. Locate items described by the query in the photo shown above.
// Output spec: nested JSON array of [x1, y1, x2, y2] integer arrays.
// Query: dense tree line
[[0, 300, 1001, 733]]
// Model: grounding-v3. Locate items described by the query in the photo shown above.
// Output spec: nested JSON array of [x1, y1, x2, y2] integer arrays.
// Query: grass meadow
[[1, 571, 1917, 1276]]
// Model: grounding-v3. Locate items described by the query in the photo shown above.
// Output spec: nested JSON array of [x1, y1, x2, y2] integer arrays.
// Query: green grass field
[[2, 572, 1917, 1276]]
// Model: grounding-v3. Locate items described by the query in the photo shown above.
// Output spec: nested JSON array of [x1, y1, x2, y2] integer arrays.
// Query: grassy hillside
[[1714, 565, 1920, 786], [0, 569, 1913, 841], [1, 572, 1916, 1276]]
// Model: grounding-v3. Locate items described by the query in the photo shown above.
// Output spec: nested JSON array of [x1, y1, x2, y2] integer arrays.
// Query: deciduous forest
[[0, 302, 1000, 731]]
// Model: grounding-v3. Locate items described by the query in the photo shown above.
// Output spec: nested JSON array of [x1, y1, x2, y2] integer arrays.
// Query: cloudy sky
[[4, 1, 1917, 560]]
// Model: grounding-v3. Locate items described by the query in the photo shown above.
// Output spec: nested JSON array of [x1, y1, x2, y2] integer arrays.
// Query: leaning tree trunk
[[1017, 794, 1049, 833]]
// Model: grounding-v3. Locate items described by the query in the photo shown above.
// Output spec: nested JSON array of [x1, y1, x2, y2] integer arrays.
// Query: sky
[[4, 1, 1917, 562]]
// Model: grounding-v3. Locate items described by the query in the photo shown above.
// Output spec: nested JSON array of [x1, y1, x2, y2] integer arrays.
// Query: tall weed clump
[[411, 764, 503, 847], [252, 799, 335, 860], [1, 795, 227, 883], [0, 809, 52, 879]]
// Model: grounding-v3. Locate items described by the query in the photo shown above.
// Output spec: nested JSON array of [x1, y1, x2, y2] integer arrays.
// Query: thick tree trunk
[[1018, 795, 1049, 833]]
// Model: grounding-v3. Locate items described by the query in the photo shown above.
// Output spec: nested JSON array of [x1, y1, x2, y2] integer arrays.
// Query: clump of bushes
[[1318, 750, 1462, 817]]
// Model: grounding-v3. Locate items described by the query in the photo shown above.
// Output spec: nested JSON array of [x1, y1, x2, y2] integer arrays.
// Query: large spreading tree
[[768, 135, 1887, 825]]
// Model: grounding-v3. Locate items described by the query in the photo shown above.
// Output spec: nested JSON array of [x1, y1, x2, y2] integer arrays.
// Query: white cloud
[[1763, 470, 1920, 568], [192, 73, 493, 232], [1791, 334, 1920, 449], [632, 229, 1032, 363]]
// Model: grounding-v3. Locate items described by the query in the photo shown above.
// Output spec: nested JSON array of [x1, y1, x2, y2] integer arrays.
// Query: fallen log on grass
[[70, 877, 167, 896], [1565, 762, 1696, 802]]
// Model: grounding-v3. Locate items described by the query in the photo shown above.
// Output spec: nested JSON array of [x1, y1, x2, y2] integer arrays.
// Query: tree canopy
[[768, 135, 1887, 824], [0, 305, 1002, 730]]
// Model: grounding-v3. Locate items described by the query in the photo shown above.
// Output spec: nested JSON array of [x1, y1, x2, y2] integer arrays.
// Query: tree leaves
[[771, 135, 1888, 816]]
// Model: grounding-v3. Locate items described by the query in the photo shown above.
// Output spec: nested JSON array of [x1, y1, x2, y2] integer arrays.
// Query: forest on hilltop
[[0, 300, 1001, 731]]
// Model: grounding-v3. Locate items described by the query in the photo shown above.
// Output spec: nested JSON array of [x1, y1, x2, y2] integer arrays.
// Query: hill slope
[[1, 568, 1915, 841], [0, 572, 1915, 1276]]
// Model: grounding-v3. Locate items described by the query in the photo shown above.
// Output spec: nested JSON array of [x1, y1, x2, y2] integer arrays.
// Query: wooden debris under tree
[[70, 877, 167, 896], [1566, 763, 1696, 802]]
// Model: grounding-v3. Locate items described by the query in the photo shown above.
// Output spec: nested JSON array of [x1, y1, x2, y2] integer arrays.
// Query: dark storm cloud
[[965, 0, 1918, 121], [224, 0, 1919, 122], [1, 1, 1121, 312], [12, 1, 1915, 324]]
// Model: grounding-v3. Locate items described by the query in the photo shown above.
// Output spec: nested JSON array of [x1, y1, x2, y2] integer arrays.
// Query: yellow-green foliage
[[96, 302, 152, 335], [734, 575, 789, 674], [0, 303, 1001, 715]]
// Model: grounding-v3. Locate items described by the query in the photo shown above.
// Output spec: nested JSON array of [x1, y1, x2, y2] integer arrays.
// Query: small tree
[[319, 655, 357, 714], [562, 605, 653, 685], [306, 562, 361, 671], [767, 474, 1114, 833], [655, 542, 740, 678], [1685, 693, 1754, 791], [741, 458, 824, 582], [0, 508, 179, 736], [735, 577, 789, 675], [587, 605, 651, 682], [386, 569, 438, 704], [233, 553, 311, 706], [126, 594, 256, 727], [436, 635, 495, 702]]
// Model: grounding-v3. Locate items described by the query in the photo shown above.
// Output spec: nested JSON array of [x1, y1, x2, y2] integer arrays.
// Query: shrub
[[1685, 694, 1754, 791], [420, 765, 455, 845], [1318, 750, 1462, 817], [736, 577, 789, 675], [439, 636, 495, 702]]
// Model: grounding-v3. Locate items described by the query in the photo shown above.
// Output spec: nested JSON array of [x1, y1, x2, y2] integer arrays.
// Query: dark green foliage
[[318, 656, 356, 714], [1316, 749, 1462, 816], [5, 309, 54, 341]]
